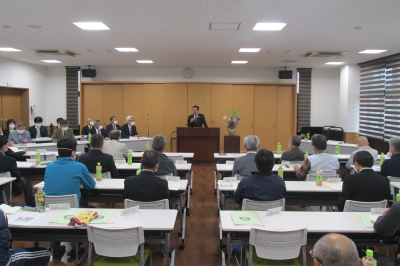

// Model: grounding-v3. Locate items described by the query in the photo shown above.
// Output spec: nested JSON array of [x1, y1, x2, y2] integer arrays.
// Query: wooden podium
[[177, 127, 220, 163]]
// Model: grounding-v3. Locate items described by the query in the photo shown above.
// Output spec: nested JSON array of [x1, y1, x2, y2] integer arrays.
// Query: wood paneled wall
[[81, 82, 297, 152], [0, 87, 29, 129]]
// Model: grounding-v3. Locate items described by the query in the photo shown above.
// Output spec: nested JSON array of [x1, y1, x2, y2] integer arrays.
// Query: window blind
[[297, 68, 312, 131], [65, 67, 80, 130], [384, 54, 400, 141]]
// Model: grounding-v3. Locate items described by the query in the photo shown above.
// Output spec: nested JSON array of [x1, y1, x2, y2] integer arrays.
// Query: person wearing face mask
[[81, 118, 96, 136], [8, 122, 32, 144], [43, 138, 96, 258], [337, 151, 390, 211], [279, 135, 305, 164], [121, 115, 139, 139], [94, 120, 108, 140], [0, 128, 28, 161], [52, 120, 74, 142], [105, 116, 121, 137], [28, 116, 48, 139], [380, 137, 400, 178], [3, 119, 16, 139]]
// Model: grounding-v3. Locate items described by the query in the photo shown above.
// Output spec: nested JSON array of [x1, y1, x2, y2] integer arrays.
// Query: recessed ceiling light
[[253, 23, 287, 31], [0, 48, 20, 52], [115, 48, 139, 52], [136, 60, 153, 63], [41, 60, 62, 63], [359, 49, 387, 54], [73, 22, 110, 30], [231, 61, 248, 64], [325, 62, 344, 65], [239, 48, 261, 53]]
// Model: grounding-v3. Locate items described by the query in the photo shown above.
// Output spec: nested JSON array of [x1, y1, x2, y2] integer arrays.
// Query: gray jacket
[[103, 140, 129, 159], [232, 152, 257, 177], [345, 146, 379, 170], [8, 130, 32, 144], [155, 154, 178, 176], [279, 147, 305, 164]]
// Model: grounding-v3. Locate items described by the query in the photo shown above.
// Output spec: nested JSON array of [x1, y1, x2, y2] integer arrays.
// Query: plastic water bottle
[[380, 152, 385, 166], [304, 151, 309, 160], [277, 143, 281, 154], [96, 162, 102, 181], [335, 144, 340, 155], [316, 167, 323, 186], [362, 249, 377, 266], [36, 149, 41, 165], [146, 142, 150, 151], [278, 165, 284, 178], [136, 166, 141, 175], [127, 150, 132, 164], [307, 133, 310, 139], [396, 192, 400, 202], [88, 133, 91, 142], [36, 188, 45, 212]]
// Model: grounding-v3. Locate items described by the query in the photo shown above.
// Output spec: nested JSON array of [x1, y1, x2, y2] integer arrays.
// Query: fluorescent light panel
[[359, 49, 387, 54], [239, 48, 261, 53], [73, 22, 110, 30], [325, 62, 344, 65], [231, 61, 248, 64], [0, 48, 20, 52], [41, 60, 62, 63], [115, 48, 138, 52], [253, 23, 287, 31], [136, 60, 153, 63]]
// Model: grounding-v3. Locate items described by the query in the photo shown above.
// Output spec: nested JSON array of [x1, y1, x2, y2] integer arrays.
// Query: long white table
[[118, 137, 153, 151], [0, 177, 16, 204], [220, 210, 379, 266], [31, 136, 88, 143], [300, 139, 358, 154], [132, 152, 194, 160], [7, 208, 177, 266], [14, 141, 88, 153]]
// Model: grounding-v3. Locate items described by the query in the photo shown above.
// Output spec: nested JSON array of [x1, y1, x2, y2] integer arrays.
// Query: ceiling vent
[[301, 51, 348, 58], [30, 49, 79, 57]]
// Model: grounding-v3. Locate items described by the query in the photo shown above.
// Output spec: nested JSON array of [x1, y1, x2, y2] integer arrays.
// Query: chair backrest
[[157, 173, 173, 179], [343, 200, 387, 212], [113, 159, 126, 165], [87, 225, 144, 257], [234, 174, 246, 181], [242, 198, 286, 211], [42, 194, 79, 208], [306, 174, 339, 181], [168, 155, 184, 163], [124, 199, 169, 209], [388, 176, 400, 182], [0, 172, 11, 177], [249, 228, 307, 260], [90, 172, 111, 179], [226, 160, 235, 165]]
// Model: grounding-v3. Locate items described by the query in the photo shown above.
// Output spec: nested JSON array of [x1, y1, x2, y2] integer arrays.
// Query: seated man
[[121, 116, 139, 139], [337, 151, 390, 211], [311, 233, 363, 266], [52, 120, 74, 142], [81, 118, 96, 136], [235, 149, 286, 205], [232, 135, 260, 177], [28, 116, 48, 139], [0, 136, 34, 206], [8, 122, 32, 144], [345, 136, 378, 170], [153, 134, 178, 176], [279, 135, 305, 164], [105, 116, 121, 137], [103, 130, 129, 160], [0, 208, 50, 266], [124, 150, 169, 202], [79, 134, 119, 178], [294, 134, 340, 180], [44, 138, 96, 257], [381, 137, 400, 177], [94, 120, 108, 140]]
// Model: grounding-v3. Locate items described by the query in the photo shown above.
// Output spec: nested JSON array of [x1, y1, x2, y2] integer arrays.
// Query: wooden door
[[82, 85, 103, 132], [102, 84, 124, 128], [276, 86, 297, 152], [144, 84, 166, 139], [2, 88, 21, 125], [187, 84, 211, 126], [124, 84, 145, 137]]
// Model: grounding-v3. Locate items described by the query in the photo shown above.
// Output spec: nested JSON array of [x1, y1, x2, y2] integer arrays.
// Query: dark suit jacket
[[0, 152, 21, 182], [81, 125, 96, 136], [78, 149, 119, 178], [94, 128, 107, 138], [279, 147, 305, 164], [5, 148, 26, 161], [337, 169, 391, 211], [28, 125, 48, 139], [121, 124, 138, 139], [3, 129, 11, 139], [105, 124, 121, 137], [124, 170, 170, 202], [187, 113, 208, 128], [380, 154, 400, 178]]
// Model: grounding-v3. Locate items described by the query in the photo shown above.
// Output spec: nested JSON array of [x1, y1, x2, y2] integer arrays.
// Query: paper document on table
[[360, 215, 375, 228], [49, 209, 121, 225], [0, 204, 21, 215], [322, 182, 343, 190], [230, 211, 264, 226], [349, 214, 378, 230], [8, 212, 43, 226], [9, 147, 21, 152], [168, 181, 181, 191]]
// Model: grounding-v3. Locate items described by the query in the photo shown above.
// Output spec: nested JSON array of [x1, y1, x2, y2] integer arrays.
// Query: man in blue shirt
[[44, 138, 96, 258], [380, 137, 400, 178], [235, 149, 286, 205]]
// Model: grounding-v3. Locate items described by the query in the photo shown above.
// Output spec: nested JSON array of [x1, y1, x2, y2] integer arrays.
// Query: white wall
[[310, 68, 341, 127], [0, 56, 47, 126], [339, 65, 360, 132], [45, 66, 66, 125]]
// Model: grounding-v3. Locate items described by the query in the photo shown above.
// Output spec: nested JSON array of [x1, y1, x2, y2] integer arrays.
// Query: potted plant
[[223, 109, 243, 136]]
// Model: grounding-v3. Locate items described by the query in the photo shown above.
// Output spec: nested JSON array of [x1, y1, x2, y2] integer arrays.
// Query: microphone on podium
[[147, 113, 149, 137]]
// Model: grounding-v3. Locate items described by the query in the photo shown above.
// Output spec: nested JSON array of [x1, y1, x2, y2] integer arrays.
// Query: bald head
[[358, 136, 369, 147], [313, 234, 360, 266]]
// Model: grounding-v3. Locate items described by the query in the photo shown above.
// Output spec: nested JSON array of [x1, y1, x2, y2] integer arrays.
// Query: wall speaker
[[279, 70, 293, 79], [82, 69, 97, 78]]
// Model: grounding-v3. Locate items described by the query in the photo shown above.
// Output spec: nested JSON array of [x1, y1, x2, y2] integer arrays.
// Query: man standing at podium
[[187, 105, 208, 128]]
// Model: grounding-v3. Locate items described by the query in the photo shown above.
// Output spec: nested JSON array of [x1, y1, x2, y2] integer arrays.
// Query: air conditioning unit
[[31, 49, 79, 57], [301, 51, 348, 58]]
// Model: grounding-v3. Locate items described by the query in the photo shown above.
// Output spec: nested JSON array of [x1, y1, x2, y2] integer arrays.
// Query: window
[[297, 68, 312, 131], [65, 66, 80, 130]]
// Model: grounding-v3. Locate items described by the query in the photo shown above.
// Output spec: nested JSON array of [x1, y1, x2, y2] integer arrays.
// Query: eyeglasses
[[309, 249, 323, 265]]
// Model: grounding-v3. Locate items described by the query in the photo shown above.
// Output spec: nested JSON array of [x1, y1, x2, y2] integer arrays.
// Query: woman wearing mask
[[3, 119, 16, 139]]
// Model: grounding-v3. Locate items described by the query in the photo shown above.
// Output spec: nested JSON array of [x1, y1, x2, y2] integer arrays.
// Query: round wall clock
[[183, 68, 194, 79]]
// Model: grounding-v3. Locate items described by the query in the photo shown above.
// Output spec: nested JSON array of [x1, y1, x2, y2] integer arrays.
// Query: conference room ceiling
[[0, 0, 399, 68]]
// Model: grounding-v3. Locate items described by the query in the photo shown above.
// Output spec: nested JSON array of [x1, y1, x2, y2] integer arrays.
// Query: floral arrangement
[[223, 109, 243, 130]]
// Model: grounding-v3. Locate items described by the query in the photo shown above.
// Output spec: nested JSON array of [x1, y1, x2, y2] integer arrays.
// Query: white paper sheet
[[0, 204, 21, 215], [8, 212, 43, 226], [168, 182, 181, 191]]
